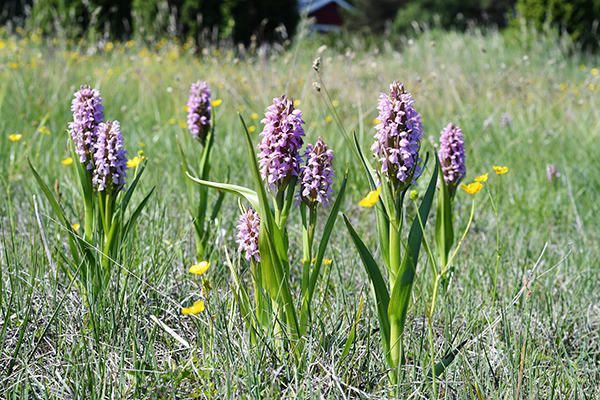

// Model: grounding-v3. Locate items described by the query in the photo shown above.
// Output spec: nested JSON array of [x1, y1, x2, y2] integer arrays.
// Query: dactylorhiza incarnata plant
[[189, 95, 347, 360], [434, 122, 467, 289], [178, 81, 225, 261], [343, 81, 439, 387], [29, 84, 154, 301]]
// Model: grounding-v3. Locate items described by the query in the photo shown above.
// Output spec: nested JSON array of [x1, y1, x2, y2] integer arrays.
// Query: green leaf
[[388, 154, 439, 342], [119, 159, 147, 213], [238, 113, 300, 339], [426, 339, 467, 380], [341, 294, 364, 358], [353, 131, 390, 263], [123, 187, 155, 240], [307, 167, 348, 304], [343, 214, 390, 355], [28, 157, 81, 258], [435, 160, 454, 269], [187, 174, 259, 210]]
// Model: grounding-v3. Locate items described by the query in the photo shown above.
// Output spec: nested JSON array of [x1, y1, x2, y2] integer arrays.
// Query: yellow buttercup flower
[[72, 224, 80, 230], [248, 126, 256, 133], [300, 258, 316, 263], [325, 115, 333, 122], [358, 187, 381, 207], [474, 173, 488, 182], [323, 259, 333, 265], [251, 113, 259, 120], [39, 126, 51, 135], [8, 134, 22, 141], [492, 166, 508, 175], [127, 155, 145, 168], [61, 157, 74, 165], [181, 300, 205, 315], [332, 100, 339, 107], [189, 261, 210, 275], [293, 99, 301, 107], [461, 182, 483, 195], [212, 99, 222, 107]]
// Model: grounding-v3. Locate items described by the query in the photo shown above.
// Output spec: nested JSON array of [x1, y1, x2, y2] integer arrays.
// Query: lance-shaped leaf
[[187, 173, 259, 211], [239, 113, 300, 338], [341, 294, 365, 358], [353, 131, 391, 268], [343, 214, 391, 358], [435, 158, 454, 269], [387, 155, 439, 361]]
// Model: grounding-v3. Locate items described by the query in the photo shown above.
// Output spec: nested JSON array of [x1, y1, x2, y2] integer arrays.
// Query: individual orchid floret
[[371, 81, 422, 190], [187, 81, 212, 145], [237, 208, 260, 263], [68, 85, 104, 169], [258, 95, 305, 191], [92, 121, 128, 193], [438, 122, 466, 194], [298, 137, 335, 208]]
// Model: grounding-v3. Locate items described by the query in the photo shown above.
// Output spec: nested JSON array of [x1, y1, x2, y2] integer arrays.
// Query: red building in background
[[298, 0, 354, 32]]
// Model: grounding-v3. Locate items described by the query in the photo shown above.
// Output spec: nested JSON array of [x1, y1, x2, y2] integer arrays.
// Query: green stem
[[388, 221, 402, 370]]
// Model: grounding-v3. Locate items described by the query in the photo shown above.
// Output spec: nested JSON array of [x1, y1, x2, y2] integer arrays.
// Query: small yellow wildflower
[[127, 155, 145, 168], [104, 42, 114, 52], [409, 190, 418, 200], [7, 62, 18, 69], [179, 120, 187, 129], [182, 300, 205, 315], [61, 157, 74, 165], [189, 261, 210, 275], [325, 115, 333, 122], [294, 99, 301, 107], [0, 41, 5, 50], [492, 166, 508, 175], [589, 84, 596, 91], [72, 224, 80, 230], [249, 126, 256, 133], [311, 121, 318, 127], [323, 259, 333, 265], [591, 68, 599, 76], [374, 119, 380, 125], [238, 105, 246, 112], [580, 64, 587, 71], [139, 142, 146, 148], [8, 134, 22, 141], [358, 187, 381, 207], [460, 182, 483, 195], [39, 126, 51, 135], [251, 113, 259, 120], [332, 100, 339, 107], [301, 258, 316, 263], [474, 173, 488, 182], [168, 118, 176, 125], [212, 99, 222, 107]]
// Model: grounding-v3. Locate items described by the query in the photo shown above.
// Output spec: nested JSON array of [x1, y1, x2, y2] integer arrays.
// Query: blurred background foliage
[[0, 0, 598, 49]]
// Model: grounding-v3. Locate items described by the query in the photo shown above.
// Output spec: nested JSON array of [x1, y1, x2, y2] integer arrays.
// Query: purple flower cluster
[[92, 121, 128, 193], [237, 208, 261, 262], [438, 123, 466, 189], [298, 137, 335, 208], [371, 81, 422, 189], [258, 95, 305, 191], [187, 81, 212, 144], [68, 85, 105, 169]]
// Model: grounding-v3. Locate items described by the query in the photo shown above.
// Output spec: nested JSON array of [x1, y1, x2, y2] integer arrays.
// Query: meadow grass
[[1, 23, 599, 398]]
